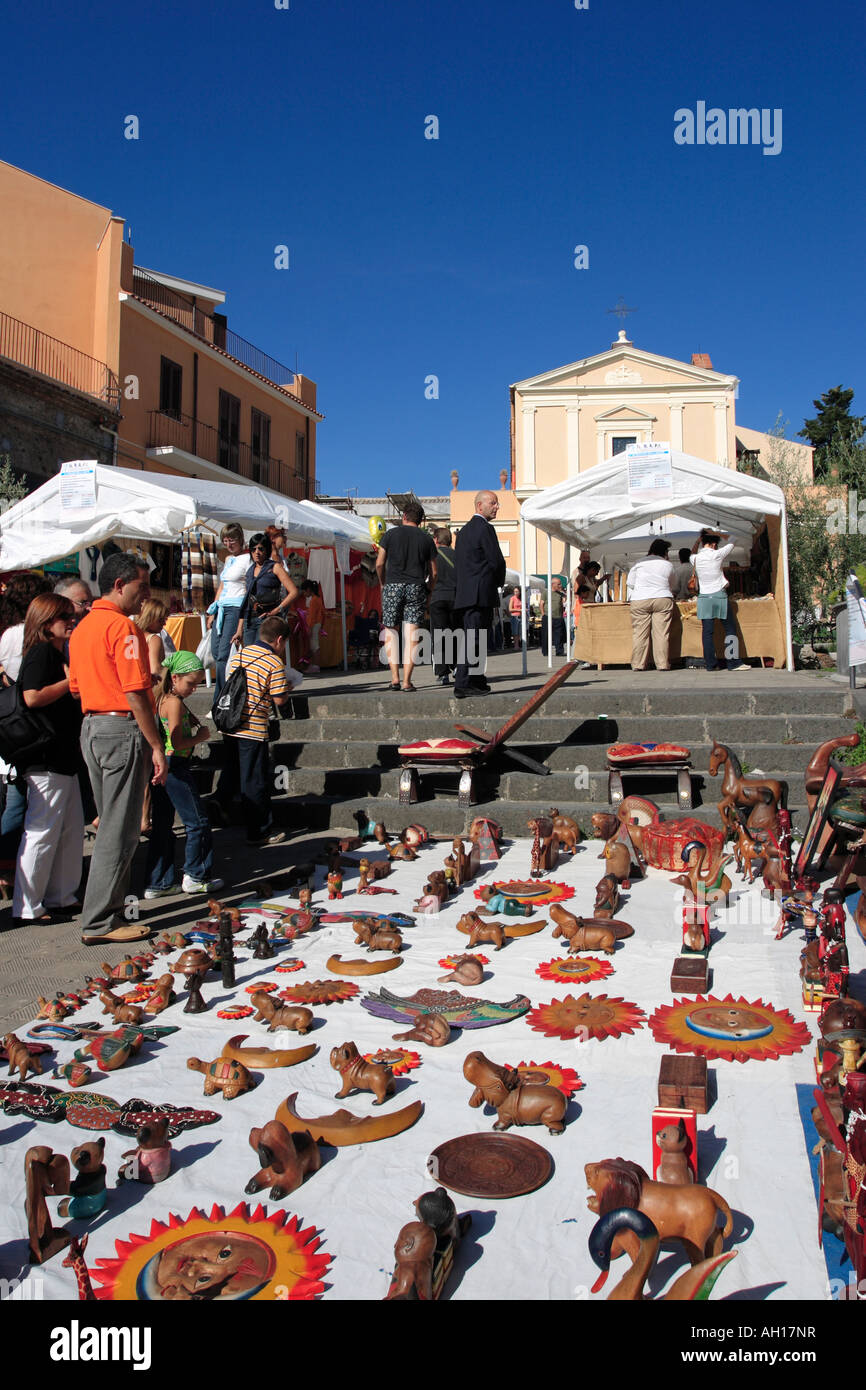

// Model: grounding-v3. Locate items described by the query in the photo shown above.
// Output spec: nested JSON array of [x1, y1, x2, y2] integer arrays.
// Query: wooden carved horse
[[709, 740, 788, 836]]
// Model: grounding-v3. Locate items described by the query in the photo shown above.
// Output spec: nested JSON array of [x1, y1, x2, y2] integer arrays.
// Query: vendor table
[[164, 612, 207, 655], [573, 596, 786, 668]]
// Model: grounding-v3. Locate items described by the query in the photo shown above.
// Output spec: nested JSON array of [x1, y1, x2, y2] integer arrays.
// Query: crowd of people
[[0, 502, 766, 936], [0, 532, 315, 938]]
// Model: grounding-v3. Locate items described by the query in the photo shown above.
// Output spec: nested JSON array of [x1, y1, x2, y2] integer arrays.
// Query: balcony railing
[[147, 410, 312, 501], [0, 310, 120, 406], [132, 270, 295, 392]]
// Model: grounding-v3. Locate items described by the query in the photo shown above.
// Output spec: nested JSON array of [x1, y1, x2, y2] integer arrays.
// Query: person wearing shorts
[[375, 502, 437, 691]]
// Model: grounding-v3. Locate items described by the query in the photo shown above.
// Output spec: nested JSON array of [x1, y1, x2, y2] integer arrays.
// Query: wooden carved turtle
[[187, 1056, 256, 1100], [100, 957, 147, 984]]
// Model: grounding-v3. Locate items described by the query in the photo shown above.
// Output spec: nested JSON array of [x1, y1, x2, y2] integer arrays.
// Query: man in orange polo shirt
[[69, 554, 168, 944]]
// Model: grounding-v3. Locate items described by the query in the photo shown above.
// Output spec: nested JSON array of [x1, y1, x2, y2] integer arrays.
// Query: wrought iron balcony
[[146, 410, 312, 501], [132, 270, 295, 392], [0, 310, 120, 406]]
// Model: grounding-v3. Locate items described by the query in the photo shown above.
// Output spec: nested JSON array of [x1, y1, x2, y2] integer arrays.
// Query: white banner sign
[[59, 459, 98, 512], [626, 442, 673, 499], [847, 573, 866, 668]]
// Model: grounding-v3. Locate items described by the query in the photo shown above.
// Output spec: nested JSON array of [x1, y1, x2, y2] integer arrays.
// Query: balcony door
[[218, 390, 240, 474], [251, 407, 271, 486]]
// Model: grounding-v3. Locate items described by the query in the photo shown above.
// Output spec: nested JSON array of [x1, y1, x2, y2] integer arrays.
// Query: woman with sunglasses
[[234, 533, 299, 649]]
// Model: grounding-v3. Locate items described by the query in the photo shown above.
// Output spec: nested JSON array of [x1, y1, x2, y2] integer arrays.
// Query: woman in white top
[[690, 530, 750, 672], [626, 539, 676, 671], [206, 523, 248, 698]]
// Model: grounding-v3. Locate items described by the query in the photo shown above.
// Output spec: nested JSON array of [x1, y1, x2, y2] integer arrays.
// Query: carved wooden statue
[[25, 1145, 71, 1265]]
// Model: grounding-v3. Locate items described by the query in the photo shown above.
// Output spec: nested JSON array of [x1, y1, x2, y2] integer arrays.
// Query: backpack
[[212, 652, 250, 733], [0, 676, 56, 768]]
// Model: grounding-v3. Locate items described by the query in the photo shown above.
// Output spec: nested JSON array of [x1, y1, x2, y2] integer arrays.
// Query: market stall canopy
[[520, 451, 785, 565], [0, 466, 338, 571], [298, 499, 375, 549]]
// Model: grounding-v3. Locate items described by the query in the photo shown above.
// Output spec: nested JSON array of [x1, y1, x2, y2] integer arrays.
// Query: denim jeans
[[0, 777, 27, 861], [218, 735, 272, 841], [211, 606, 243, 700], [698, 593, 738, 670], [146, 756, 214, 887]]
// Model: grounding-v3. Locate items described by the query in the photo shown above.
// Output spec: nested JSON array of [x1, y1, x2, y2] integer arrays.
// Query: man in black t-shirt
[[375, 502, 437, 691]]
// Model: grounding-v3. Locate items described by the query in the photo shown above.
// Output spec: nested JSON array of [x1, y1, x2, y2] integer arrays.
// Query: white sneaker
[[182, 875, 224, 894], [729, 664, 752, 672], [144, 883, 179, 899]]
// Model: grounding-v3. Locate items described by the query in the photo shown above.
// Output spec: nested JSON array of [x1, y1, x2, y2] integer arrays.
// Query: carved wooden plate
[[427, 1132, 553, 1199]]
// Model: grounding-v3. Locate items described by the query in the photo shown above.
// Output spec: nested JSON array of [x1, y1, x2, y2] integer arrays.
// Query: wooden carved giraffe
[[62, 1233, 96, 1300]]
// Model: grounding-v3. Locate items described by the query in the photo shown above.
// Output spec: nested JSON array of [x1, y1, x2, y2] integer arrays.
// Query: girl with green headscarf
[[144, 651, 224, 897]]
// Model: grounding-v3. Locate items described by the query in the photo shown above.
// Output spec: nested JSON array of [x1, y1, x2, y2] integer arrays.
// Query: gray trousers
[[80, 716, 149, 938]]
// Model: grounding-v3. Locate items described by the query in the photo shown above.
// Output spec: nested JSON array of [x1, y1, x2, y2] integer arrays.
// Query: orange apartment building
[[0, 159, 321, 501]]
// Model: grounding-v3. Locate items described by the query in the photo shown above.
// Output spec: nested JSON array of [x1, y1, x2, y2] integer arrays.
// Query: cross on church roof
[[606, 298, 638, 323]]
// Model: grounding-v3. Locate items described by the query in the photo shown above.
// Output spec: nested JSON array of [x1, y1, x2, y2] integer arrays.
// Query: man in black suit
[[453, 490, 506, 699]]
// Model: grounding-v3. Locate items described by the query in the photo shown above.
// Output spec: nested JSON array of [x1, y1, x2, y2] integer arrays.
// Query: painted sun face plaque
[[649, 994, 812, 1063], [92, 1203, 330, 1301], [526, 994, 646, 1042]]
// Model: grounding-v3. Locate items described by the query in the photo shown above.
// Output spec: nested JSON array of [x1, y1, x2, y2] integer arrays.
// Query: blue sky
[[2, 0, 864, 495]]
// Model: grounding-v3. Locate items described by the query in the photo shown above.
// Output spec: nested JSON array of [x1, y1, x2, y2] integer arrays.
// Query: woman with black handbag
[[233, 533, 298, 649], [12, 594, 84, 925]]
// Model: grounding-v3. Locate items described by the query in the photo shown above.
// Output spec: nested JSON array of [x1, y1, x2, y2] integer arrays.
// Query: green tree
[[799, 386, 865, 481], [0, 458, 29, 513]]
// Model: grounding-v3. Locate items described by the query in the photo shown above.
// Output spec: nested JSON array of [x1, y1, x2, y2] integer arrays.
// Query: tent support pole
[[564, 544, 571, 660], [341, 567, 348, 673], [778, 500, 795, 672], [546, 534, 553, 668], [520, 514, 528, 678]]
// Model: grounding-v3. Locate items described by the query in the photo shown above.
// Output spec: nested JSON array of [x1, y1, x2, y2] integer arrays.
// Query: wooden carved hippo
[[330, 1040, 395, 1105], [457, 911, 506, 952], [354, 921, 404, 953], [250, 990, 314, 1034], [550, 904, 617, 955], [99, 990, 144, 1025], [463, 1051, 567, 1135], [246, 1119, 321, 1199], [187, 1056, 255, 1100]]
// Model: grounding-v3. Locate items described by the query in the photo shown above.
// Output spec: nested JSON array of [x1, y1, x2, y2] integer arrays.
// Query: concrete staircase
[[193, 680, 858, 838]]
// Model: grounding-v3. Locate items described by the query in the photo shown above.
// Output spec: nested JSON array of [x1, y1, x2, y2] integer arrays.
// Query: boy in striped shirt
[[220, 616, 291, 845]]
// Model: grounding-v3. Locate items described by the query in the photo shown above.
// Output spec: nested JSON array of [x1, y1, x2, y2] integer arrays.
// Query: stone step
[[261, 791, 808, 839], [250, 761, 806, 809], [301, 685, 851, 720], [268, 740, 837, 778]]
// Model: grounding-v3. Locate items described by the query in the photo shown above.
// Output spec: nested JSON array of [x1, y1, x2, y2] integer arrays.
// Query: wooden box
[[658, 1053, 708, 1115], [670, 955, 709, 993]]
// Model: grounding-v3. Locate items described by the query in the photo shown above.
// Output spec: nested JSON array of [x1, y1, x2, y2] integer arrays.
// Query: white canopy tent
[[0, 466, 366, 669], [519, 451, 793, 672]]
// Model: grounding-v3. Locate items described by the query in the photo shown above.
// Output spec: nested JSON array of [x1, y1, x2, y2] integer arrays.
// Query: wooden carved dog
[[550, 904, 617, 955], [330, 1041, 395, 1105], [246, 1119, 321, 1199], [457, 911, 506, 952], [99, 990, 144, 1026], [250, 990, 314, 1034], [4, 1032, 43, 1082]]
